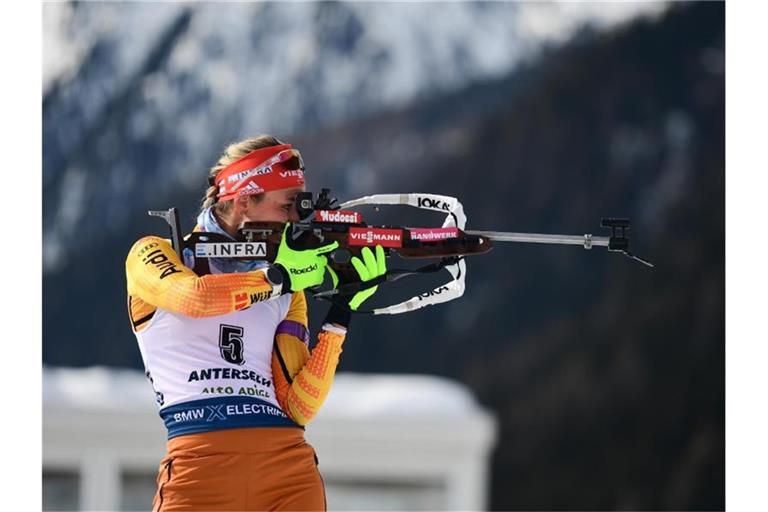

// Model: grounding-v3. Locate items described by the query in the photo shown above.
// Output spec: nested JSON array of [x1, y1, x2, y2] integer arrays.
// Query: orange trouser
[[152, 427, 326, 511]]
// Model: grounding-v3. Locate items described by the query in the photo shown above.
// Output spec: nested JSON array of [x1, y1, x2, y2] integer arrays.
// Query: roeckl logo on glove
[[290, 264, 318, 275]]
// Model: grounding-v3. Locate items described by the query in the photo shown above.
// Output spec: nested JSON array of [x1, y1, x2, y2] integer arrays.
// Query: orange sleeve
[[125, 236, 279, 318], [272, 291, 346, 426]]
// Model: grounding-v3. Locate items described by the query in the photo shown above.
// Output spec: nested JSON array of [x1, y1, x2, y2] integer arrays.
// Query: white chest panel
[[135, 294, 292, 412]]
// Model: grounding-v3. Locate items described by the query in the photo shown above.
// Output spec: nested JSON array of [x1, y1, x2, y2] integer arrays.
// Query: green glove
[[274, 224, 339, 292], [327, 245, 387, 310]]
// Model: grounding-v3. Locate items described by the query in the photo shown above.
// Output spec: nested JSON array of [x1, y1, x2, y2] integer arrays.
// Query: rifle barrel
[[465, 230, 609, 249]]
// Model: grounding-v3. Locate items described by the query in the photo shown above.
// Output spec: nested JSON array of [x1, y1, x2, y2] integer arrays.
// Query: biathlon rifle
[[149, 188, 652, 316]]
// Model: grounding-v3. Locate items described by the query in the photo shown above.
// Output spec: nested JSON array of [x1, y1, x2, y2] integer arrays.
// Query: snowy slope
[[42, 1, 667, 272]]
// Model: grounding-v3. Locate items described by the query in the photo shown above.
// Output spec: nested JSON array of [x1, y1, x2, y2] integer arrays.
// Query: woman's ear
[[233, 195, 250, 213]]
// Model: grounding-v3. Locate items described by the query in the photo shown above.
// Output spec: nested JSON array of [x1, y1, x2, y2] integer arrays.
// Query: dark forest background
[[43, 3, 724, 510]]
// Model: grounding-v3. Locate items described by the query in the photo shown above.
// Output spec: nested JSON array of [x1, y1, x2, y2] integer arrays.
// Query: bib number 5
[[219, 324, 245, 365]]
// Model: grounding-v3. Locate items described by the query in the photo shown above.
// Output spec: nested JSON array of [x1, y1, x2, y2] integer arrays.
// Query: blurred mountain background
[[43, 1, 723, 510]]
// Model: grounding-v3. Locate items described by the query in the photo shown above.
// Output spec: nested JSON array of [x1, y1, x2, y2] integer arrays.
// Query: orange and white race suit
[[126, 234, 345, 510]]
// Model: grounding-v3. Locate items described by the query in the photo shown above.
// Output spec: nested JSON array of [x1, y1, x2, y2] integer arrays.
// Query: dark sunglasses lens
[[284, 155, 303, 170]]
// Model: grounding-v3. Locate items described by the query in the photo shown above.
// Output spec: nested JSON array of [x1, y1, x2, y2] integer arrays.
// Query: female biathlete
[[125, 135, 386, 511]]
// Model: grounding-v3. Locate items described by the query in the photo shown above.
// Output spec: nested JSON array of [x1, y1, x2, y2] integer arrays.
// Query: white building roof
[[43, 366, 485, 419]]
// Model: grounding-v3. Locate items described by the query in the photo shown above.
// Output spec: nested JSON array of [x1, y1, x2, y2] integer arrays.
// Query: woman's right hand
[[273, 223, 338, 292]]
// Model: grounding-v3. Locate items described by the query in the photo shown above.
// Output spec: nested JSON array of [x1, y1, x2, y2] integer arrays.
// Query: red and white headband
[[214, 144, 305, 202]]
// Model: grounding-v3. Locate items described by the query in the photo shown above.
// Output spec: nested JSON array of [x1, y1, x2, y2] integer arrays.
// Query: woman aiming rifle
[[125, 135, 386, 511]]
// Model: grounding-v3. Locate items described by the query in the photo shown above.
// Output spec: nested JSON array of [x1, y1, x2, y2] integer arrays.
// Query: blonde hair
[[200, 135, 285, 214]]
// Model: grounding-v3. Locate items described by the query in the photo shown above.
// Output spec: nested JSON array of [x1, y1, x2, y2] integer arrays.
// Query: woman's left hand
[[327, 245, 387, 310]]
